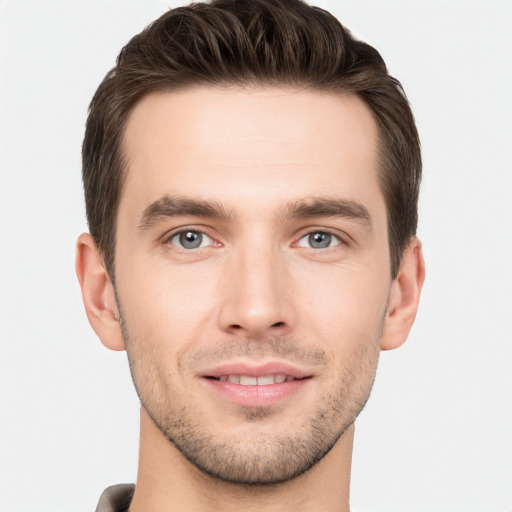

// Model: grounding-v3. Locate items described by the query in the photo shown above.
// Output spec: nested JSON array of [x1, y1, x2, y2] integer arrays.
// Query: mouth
[[200, 362, 313, 407], [205, 374, 308, 385]]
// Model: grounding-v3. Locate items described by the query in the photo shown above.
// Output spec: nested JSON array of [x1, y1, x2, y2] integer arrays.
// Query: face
[[115, 87, 392, 484]]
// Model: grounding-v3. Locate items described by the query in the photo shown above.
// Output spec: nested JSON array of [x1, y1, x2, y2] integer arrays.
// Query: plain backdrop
[[0, 1, 511, 511]]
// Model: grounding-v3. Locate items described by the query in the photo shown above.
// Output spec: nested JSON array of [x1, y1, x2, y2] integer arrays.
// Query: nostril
[[225, 321, 287, 335]]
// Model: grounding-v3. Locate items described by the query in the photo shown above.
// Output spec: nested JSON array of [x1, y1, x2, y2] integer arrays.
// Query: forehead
[[120, 86, 383, 222]]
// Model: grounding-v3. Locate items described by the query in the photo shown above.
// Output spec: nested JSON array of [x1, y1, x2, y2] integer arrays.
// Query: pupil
[[180, 231, 201, 248], [310, 232, 330, 248]]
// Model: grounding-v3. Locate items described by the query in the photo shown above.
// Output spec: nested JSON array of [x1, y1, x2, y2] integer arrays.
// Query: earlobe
[[380, 237, 425, 351], [75, 233, 125, 351]]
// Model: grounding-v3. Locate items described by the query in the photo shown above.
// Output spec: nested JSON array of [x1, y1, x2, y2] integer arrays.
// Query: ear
[[380, 237, 425, 351], [75, 233, 125, 351]]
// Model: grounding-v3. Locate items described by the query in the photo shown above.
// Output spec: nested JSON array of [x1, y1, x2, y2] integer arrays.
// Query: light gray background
[[1, 1, 511, 511]]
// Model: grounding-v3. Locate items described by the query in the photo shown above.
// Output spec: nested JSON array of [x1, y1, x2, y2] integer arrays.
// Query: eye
[[296, 231, 341, 249], [169, 230, 213, 250]]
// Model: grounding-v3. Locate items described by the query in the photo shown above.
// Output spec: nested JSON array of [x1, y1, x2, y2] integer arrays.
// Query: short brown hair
[[83, 0, 421, 278]]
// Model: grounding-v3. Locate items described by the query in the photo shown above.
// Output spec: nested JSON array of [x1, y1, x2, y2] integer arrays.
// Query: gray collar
[[95, 484, 135, 512]]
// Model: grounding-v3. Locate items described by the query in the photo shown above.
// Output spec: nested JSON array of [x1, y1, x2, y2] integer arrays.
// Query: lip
[[199, 361, 313, 407], [200, 361, 310, 380]]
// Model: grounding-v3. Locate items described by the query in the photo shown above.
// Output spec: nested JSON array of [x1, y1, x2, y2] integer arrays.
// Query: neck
[[129, 409, 353, 512]]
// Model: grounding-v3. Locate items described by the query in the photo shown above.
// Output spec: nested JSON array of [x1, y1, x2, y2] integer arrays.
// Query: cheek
[[293, 262, 390, 347], [115, 245, 391, 349], [115, 255, 219, 341]]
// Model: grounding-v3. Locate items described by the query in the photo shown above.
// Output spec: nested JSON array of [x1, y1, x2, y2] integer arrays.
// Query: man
[[76, 0, 425, 510]]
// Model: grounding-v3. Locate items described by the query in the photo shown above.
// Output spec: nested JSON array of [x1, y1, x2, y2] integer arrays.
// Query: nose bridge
[[218, 234, 292, 337]]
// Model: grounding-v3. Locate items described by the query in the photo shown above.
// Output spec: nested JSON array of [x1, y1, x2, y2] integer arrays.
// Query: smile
[[202, 367, 312, 407], [208, 375, 303, 385]]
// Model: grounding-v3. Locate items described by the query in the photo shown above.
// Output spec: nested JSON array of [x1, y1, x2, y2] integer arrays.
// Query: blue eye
[[170, 230, 212, 249], [297, 231, 340, 249]]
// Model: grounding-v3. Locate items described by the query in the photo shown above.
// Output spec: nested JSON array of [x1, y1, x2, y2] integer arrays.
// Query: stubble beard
[[119, 311, 382, 486]]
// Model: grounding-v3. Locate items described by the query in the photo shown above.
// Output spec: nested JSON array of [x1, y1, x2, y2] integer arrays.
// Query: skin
[[76, 87, 425, 512]]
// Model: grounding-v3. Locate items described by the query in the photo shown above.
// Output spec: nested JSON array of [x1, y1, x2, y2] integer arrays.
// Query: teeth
[[240, 376, 257, 385], [257, 375, 275, 385], [219, 374, 295, 386]]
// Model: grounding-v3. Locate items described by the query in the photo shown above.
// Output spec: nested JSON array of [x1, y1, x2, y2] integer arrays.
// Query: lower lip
[[202, 378, 310, 407]]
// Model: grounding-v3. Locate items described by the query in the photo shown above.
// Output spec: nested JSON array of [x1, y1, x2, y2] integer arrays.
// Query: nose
[[217, 243, 295, 340]]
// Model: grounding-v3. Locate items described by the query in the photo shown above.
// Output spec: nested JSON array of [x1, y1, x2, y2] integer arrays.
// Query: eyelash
[[165, 228, 218, 251], [295, 230, 343, 250], [163, 227, 346, 252]]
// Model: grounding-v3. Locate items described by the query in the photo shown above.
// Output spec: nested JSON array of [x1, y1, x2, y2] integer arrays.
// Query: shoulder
[[95, 484, 135, 512]]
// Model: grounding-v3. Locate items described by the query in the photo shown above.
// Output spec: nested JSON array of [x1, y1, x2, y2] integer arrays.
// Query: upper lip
[[199, 361, 312, 379]]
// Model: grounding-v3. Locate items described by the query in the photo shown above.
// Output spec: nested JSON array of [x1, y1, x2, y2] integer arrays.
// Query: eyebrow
[[280, 198, 373, 228], [138, 195, 372, 231], [138, 195, 232, 230]]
